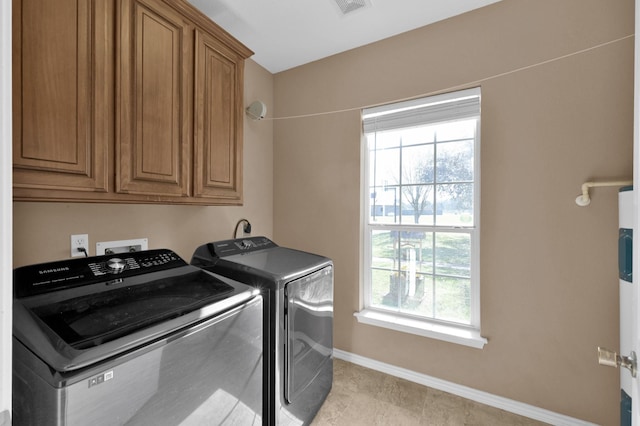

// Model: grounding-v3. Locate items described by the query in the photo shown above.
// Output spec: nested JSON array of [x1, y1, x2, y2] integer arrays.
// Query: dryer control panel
[[210, 236, 278, 257]]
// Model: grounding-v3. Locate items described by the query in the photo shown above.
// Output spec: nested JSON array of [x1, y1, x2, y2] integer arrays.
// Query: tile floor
[[311, 359, 549, 426]]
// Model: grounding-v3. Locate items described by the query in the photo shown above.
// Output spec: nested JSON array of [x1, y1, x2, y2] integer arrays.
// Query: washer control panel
[[14, 249, 186, 298], [88, 251, 181, 276]]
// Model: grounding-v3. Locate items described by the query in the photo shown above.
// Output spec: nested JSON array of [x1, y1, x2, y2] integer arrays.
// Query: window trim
[[354, 309, 487, 349], [358, 88, 486, 348]]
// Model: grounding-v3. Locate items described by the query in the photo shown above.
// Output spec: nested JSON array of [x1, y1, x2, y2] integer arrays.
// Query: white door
[[597, 189, 635, 424], [632, 1, 640, 423], [616, 189, 634, 425]]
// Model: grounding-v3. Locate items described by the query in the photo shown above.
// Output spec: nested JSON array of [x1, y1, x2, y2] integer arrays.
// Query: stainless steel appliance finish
[[191, 237, 333, 426], [13, 249, 263, 426]]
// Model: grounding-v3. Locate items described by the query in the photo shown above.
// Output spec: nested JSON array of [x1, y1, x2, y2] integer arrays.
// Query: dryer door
[[284, 266, 333, 404]]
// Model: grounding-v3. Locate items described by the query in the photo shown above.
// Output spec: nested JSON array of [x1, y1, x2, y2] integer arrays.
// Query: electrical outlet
[[70, 234, 89, 257]]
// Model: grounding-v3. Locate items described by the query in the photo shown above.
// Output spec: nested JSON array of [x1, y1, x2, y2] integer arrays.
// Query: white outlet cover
[[70, 234, 89, 257], [96, 238, 148, 255]]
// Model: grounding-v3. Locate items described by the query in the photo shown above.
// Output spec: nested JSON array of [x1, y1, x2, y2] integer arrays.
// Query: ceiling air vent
[[333, 0, 369, 15]]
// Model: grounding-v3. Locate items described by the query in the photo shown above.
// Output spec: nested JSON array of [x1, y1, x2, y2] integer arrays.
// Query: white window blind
[[363, 87, 481, 133]]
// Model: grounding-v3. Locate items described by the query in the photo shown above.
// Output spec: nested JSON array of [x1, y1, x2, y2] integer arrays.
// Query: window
[[357, 87, 485, 348]]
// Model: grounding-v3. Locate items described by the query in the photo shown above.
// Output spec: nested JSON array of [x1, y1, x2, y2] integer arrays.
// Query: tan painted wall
[[13, 59, 274, 267], [273, 1, 634, 424]]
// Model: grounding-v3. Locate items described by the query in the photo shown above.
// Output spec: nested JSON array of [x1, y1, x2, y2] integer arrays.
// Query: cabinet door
[[117, 0, 192, 197], [12, 0, 110, 194], [193, 29, 243, 203]]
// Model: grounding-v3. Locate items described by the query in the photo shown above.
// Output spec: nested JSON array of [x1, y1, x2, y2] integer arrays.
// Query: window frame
[[356, 87, 486, 349]]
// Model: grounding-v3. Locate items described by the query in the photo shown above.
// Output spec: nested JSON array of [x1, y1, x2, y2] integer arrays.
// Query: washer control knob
[[107, 258, 126, 273]]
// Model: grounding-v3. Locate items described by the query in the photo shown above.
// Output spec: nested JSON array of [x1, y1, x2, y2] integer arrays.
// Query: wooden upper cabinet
[[117, 0, 192, 197], [12, 0, 111, 194], [13, 0, 252, 204], [193, 29, 243, 202]]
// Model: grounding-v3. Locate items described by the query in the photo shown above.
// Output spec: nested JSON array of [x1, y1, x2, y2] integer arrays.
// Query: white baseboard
[[333, 349, 597, 426]]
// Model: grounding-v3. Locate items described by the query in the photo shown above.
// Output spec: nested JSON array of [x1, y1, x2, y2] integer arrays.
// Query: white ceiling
[[187, 0, 502, 74]]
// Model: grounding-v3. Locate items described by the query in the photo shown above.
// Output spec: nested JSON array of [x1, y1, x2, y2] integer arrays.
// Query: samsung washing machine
[[191, 237, 333, 426], [13, 249, 263, 425]]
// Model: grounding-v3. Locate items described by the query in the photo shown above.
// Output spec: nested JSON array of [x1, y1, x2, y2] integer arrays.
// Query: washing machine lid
[[14, 249, 256, 372], [27, 269, 233, 349]]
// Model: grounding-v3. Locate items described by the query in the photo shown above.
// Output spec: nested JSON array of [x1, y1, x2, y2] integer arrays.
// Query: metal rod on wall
[[575, 180, 633, 206]]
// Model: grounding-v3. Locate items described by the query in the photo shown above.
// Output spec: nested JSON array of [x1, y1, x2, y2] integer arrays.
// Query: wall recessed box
[[96, 238, 148, 255]]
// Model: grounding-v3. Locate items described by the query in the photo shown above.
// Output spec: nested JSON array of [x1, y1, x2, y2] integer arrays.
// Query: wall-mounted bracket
[[575, 180, 632, 206]]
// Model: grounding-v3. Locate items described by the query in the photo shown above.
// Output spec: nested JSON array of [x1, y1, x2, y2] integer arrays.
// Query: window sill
[[354, 309, 488, 349]]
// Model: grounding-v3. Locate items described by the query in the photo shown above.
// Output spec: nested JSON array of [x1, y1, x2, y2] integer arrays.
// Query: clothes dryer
[[191, 237, 333, 426]]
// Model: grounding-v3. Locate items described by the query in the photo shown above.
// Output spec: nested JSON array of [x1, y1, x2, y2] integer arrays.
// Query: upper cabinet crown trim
[[162, 0, 254, 59]]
